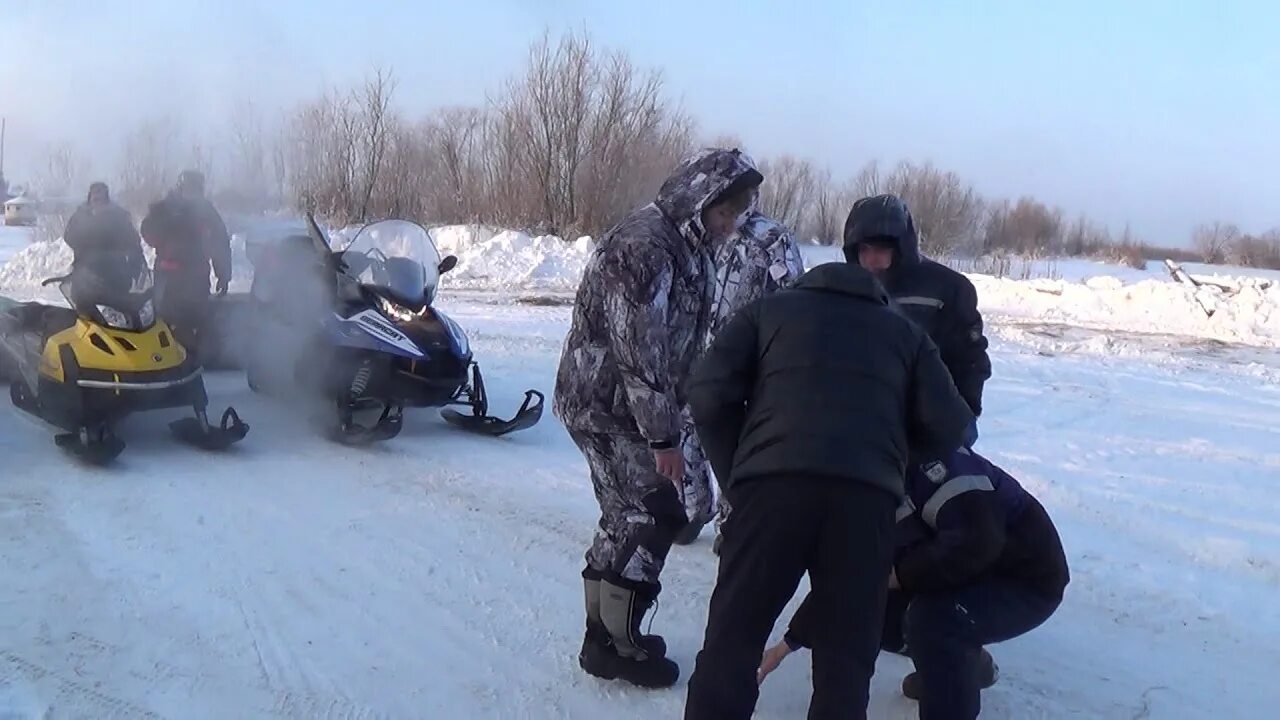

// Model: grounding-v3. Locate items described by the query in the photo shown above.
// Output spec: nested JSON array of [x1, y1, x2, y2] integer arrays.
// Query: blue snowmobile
[[243, 215, 543, 444]]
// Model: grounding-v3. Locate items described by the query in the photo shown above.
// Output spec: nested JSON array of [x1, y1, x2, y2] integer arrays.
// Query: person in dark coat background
[[845, 194, 991, 444], [140, 170, 231, 352], [757, 447, 1070, 720], [681, 257, 974, 720], [63, 182, 145, 281]]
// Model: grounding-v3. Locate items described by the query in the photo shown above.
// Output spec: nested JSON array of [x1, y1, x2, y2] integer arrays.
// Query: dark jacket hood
[[842, 194, 921, 266], [655, 148, 763, 243], [792, 261, 890, 305]]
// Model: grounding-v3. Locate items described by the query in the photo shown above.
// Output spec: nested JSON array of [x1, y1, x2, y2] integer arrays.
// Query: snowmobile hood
[[655, 148, 764, 244], [792, 262, 890, 305], [842, 194, 921, 267]]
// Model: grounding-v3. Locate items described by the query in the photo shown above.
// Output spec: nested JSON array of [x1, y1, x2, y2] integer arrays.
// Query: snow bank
[[796, 245, 1280, 347], [0, 239, 74, 289], [431, 226, 594, 292], [972, 273, 1279, 348]]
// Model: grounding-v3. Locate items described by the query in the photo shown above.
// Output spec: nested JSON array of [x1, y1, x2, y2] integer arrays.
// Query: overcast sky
[[1, 0, 1276, 245]]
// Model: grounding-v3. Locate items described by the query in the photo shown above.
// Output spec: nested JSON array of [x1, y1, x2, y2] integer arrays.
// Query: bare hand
[[757, 641, 792, 685], [653, 448, 684, 486]]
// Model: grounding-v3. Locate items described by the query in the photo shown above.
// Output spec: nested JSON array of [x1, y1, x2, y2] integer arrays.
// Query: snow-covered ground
[[1, 222, 1279, 717]]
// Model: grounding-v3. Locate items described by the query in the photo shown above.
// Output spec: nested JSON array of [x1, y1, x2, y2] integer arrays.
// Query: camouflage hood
[[655, 148, 764, 244]]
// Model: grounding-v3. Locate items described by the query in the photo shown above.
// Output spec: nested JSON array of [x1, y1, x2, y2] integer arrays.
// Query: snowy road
[[2, 297, 1278, 719]]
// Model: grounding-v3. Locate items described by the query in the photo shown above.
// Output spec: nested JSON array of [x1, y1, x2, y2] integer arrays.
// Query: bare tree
[[425, 107, 486, 223], [983, 196, 1063, 256], [757, 155, 816, 234], [37, 143, 89, 199], [846, 160, 986, 256], [1191, 221, 1238, 264], [355, 68, 396, 222], [217, 100, 277, 214], [116, 115, 184, 214], [849, 160, 883, 200], [805, 169, 857, 244]]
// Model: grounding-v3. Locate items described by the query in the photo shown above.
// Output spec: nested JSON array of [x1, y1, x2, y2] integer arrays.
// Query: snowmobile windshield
[[339, 220, 442, 309], [64, 264, 154, 310]]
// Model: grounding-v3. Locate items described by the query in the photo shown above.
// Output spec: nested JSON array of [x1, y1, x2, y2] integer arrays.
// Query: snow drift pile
[[430, 225, 595, 292], [970, 273, 1279, 348], [2, 223, 1277, 348], [0, 239, 74, 290]]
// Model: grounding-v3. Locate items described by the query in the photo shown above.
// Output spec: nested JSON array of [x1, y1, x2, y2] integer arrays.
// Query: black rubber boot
[[901, 647, 999, 700], [595, 579, 679, 688], [580, 571, 666, 660]]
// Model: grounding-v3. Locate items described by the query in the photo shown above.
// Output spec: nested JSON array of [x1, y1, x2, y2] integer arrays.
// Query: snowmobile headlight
[[96, 304, 134, 330], [376, 295, 419, 323], [439, 313, 469, 356], [138, 299, 156, 328]]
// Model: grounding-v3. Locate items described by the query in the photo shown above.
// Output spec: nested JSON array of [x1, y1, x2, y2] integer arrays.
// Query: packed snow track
[[2, 295, 1277, 719]]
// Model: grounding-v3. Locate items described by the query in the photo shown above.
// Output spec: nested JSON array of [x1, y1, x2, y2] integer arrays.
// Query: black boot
[[592, 579, 679, 689], [901, 647, 999, 700], [579, 572, 665, 680]]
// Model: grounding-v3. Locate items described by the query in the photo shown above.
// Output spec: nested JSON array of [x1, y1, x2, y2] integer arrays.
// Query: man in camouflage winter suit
[[554, 148, 764, 689], [672, 209, 806, 551]]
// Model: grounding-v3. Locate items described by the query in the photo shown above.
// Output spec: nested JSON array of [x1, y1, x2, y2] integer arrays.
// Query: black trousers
[[683, 476, 898, 720], [905, 580, 1061, 720], [155, 270, 210, 355]]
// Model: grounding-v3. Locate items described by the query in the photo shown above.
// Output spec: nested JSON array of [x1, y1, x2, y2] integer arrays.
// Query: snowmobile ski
[[55, 424, 127, 466], [441, 388, 544, 437], [169, 407, 250, 451]]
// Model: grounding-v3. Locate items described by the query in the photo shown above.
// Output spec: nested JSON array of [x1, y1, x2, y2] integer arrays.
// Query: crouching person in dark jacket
[[681, 261, 974, 720], [759, 448, 1070, 720]]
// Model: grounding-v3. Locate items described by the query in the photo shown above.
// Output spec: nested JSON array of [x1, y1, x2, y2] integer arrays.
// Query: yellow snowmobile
[[0, 266, 249, 464]]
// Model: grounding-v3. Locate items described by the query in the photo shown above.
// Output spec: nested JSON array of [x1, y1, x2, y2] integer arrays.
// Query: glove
[[215, 277, 229, 296]]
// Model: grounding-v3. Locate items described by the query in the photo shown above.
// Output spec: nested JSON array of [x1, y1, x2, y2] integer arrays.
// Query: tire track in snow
[[1, 652, 160, 720]]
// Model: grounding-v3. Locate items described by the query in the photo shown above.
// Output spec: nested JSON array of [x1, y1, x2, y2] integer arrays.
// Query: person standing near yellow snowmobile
[[140, 170, 232, 355], [554, 148, 764, 689]]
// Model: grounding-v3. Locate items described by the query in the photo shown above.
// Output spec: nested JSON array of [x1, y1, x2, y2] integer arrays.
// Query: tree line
[[30, 30, 1280, 270]]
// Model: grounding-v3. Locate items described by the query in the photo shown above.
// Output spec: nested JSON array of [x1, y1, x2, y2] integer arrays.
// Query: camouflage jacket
[[554, 148, 763, 444], [708, 211, 805, 339]]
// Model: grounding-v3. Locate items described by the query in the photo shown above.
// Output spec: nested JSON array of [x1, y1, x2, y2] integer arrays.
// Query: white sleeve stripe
[[921, 474, 995, 528]]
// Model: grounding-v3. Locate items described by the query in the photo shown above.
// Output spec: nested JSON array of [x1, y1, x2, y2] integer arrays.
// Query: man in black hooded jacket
[[845, 195, 991, 436], [681, 258, 974, 719]]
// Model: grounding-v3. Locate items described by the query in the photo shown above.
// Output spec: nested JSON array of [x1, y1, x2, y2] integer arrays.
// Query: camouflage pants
[[569, 429, 687, 588], [680, 406, 718, 528], [682, 407, 735, 537]]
